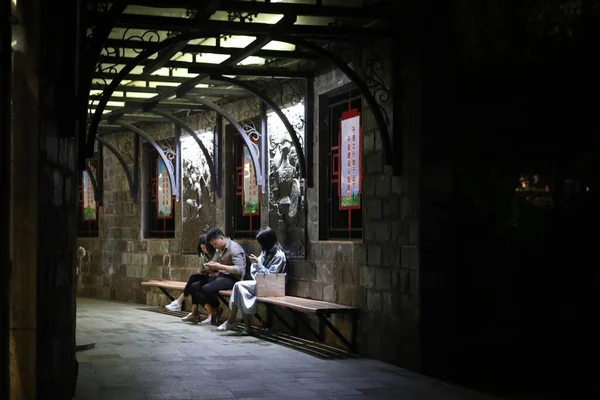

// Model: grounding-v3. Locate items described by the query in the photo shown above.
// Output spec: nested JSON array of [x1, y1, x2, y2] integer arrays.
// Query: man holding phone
[[187, 227, 246, 325]]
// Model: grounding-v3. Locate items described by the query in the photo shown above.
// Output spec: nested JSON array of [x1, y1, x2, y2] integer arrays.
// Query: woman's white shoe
[[216, 321, 237, 331]]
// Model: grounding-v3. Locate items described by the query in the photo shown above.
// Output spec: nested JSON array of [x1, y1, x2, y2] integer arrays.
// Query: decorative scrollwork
[[227, 11, 259, 23], [196, 110, 218, 134], [121, 28, 162, 54], [157, 139, 176, 172], [86, 0, 110, 14]]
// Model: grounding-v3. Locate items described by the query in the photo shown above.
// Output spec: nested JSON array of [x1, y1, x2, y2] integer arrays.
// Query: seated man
[[185, 227, 246, 325]]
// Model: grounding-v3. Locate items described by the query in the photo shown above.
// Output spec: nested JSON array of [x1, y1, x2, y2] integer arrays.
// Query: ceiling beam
[[93, 72, 216, 84], [142, 1, 223, 75], [98, 56, 308, 77], [101, 16, 296, 121], [128, 0, 388, 19], [103, 39, 319, 60], [105, 15, 391, 38], [90, 83, 247, 97]]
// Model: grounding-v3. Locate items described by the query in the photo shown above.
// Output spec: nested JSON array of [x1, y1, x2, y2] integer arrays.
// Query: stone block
[[147, 240, 169, 254], [365, 198, 382, 220], [367, 290, 382, 311], [309, 281, 325, 300], [363, 177, 376, 197], [392, 176, 402, 195], [134, 241, 148, 252], [374, 222, 391, 243], [289, 260, 315, 281], [323, 284, 336, 302], [151, 254, 163, 267], [352, 244, 366, 264], [171, 254, 185, 268], [321, 242, 349, 262], [391, 267, 402, 290], [375, 269, 391, 290], [376, 175, 392, 197], [168, 240, 180, 253], [367, 244, 382, 267], [295, 280, 310, 298], [385, 195, 401, 218], [382, 246, 399, 267], [148, 266, 163, 279], [364, 153, 383, 174], [315, 261, 334, 283], [401, 245, 419, 268], [127, 265, 142, 278], [381, 292, 394, 315], [360, 267, 375, 289], [342, 266, 359, 285], [307, 242, 323, 260]]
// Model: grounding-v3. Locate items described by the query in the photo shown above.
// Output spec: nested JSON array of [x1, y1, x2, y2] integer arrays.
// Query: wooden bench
[[141, 279, 358, 352]]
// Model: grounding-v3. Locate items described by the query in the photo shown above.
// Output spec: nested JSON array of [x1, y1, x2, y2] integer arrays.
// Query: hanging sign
[[339, 109, 362, 209], [82, 170, 97, 221], [157, 159, 172, 218], [242, 145, 259, 215]]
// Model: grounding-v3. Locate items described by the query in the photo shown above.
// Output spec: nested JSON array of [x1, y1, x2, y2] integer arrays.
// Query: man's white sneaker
[[181, 313, 199, 323], [217, 321, 237, 331], [199, 316, 212, 325]]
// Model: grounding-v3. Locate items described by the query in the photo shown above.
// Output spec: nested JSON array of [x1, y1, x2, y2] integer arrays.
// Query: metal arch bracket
[[85, 165, 101, 207], [211, 75, 307, 185], [96, 137, 138, 204], [184, 96, 264, 187], [276, 35, 393, 166], [150, 109, 220, 198], [117, 122, 180, 201]]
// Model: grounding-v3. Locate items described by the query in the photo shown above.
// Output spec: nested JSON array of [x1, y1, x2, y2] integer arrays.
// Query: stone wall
[[76, 57, 420, 370]]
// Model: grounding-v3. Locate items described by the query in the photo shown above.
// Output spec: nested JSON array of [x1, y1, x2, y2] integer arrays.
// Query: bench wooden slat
[[141, 280, 356, 313], [257, 296, 356, 313], [141, 280, 186, 291]]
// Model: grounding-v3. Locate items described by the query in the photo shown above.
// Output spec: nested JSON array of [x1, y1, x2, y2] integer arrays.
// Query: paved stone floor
[[75, 298, 501, 400]]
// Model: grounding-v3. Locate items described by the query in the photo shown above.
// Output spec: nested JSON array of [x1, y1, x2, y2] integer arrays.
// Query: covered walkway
[[74, 298, 498, 400]]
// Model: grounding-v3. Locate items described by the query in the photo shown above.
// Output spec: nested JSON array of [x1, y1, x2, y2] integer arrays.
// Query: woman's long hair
[[256, 227, 281, 254], [197, 233, 216, 258]]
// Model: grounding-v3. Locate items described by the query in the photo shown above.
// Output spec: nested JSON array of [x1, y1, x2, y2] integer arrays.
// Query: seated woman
[[164, 234, 216, 314], [217, 227, 286, 334]]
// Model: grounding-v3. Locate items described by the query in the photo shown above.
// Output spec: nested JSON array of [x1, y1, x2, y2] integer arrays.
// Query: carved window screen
[[147, 145, 175, 238], [319, 89, 363, 240]]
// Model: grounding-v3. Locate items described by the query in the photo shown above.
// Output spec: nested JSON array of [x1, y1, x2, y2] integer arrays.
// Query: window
[[226, 123, 260, 239], [319, 88, 363, 240], [146, 145, 175, 238], [78, 167, 99, 237]]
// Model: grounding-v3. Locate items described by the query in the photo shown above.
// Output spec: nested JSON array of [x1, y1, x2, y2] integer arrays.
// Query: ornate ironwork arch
[[96, 136, 138, 203], [185, 96, 263, 186], [211, 75, 307, 184], [150, 109, 219, 197], [277, 35, 393, 164], [85, 31, 392, 175], [116, 122, 180, 201]]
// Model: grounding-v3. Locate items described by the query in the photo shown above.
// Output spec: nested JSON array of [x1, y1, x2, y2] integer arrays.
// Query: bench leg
[[270, 307, 296, 335], [293, 311, 320, 341], [158, 287, 175, 303], [317, 313, 356, 353], [216, 293, 229, 310]]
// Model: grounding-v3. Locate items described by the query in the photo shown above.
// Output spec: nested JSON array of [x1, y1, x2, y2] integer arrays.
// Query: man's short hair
[[206, 227, 225, 243]]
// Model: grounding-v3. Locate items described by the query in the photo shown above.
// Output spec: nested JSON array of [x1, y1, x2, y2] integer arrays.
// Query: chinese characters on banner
[[339, 109, 362, 209], [157, 159, 172, 218], [82, 170, 97, 221], [242, 145, 259, 215]]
